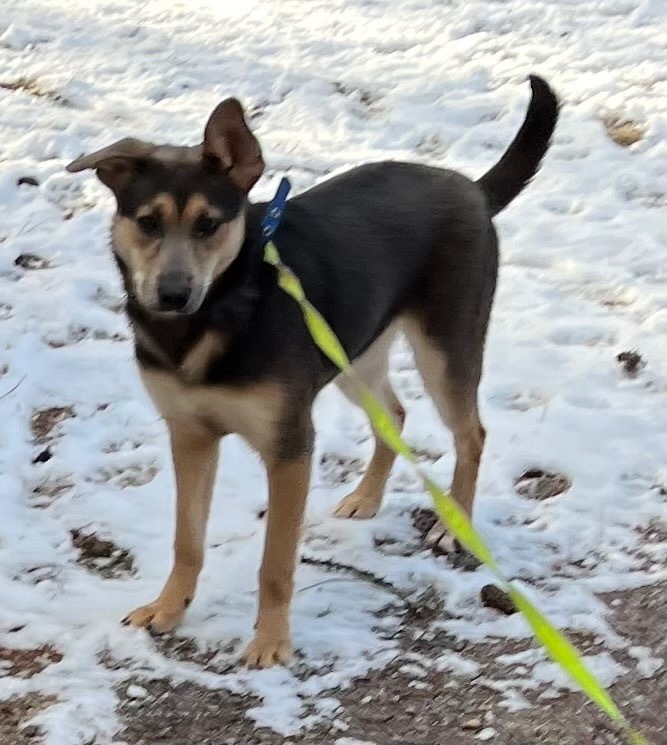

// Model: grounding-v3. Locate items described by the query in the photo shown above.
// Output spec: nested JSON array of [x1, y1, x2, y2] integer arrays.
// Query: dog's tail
[[477, 75, 559, 217]]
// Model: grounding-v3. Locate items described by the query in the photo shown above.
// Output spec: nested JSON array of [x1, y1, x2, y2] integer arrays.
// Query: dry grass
[[0, 76, 67, 105], [601, 116, 647, 147]]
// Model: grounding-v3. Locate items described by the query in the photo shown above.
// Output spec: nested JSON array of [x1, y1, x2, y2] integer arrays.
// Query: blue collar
[[260, 177, 291, 243]]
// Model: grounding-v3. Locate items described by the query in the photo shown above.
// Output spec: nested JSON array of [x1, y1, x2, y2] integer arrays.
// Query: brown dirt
[[13, 254, 51, 271], [30, 406, 75, 443], [515, 469, 571, 500], [113, 582, 666, 745], [0, 694, 56, 745], [617, 350, 645, 377], [0, 645, 62, 678], [71, 528, 135, 578], [319, 452, 365, 485]]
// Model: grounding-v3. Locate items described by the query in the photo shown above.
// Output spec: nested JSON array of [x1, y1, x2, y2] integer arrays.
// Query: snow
[[0, 0, 666, 742]]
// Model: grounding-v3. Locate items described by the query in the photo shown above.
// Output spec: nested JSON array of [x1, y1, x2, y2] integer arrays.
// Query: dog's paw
[[242, 634, 292, 668], [332, 489, 381, 519], [121, 599, 188, 634]]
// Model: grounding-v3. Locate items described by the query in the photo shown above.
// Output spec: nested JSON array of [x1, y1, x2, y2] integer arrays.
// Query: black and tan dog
[[67, 76, 558, 667]]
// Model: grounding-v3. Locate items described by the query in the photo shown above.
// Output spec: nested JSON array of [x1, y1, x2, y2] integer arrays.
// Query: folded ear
[[203, 98, 264, 193], [66, 138, 157, 191]]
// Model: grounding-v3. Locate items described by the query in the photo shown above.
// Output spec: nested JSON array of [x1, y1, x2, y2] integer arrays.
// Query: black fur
[[122, 76, 558, 446], [477, 75, 559, 216]]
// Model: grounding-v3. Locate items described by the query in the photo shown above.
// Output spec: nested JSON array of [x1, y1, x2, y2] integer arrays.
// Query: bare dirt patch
[[318, 452, 365, 485], [31, 406, 74, 444], [14, 253, 51, 271], [0, 694, 56, 745], [116, 679, 261, 745], [71, 528, 135, 578], [111, 582, 665, 745], [617, 350, 646, 377], [515, 468, 571, 500], [0, 645, 62, 678]]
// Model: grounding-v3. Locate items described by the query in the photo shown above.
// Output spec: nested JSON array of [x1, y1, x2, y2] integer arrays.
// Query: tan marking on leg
[[243, 455, 310, 668], [333, 381, 404, 519], [123, 423, 219, 632], [403, 318, 485, 553], [333, 326, 404, 519]]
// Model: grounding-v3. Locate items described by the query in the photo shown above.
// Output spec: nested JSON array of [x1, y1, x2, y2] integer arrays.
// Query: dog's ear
[[66, 138, 156, 192], [203, 98, 264, 193]]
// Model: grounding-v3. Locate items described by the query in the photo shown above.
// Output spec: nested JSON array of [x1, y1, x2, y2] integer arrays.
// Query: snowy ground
[[0, 1, 666, 743]]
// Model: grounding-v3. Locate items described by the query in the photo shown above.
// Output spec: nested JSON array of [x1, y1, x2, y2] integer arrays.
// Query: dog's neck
[[120, 209, 267, 371]]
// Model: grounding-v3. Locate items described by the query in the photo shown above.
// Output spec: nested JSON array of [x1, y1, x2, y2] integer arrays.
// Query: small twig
[[296, 577, 361, 594], [0, 374, 27, 401], [300, 554, 410, 603]]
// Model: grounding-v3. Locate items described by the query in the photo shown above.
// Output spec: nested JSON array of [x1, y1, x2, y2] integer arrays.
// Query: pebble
[[462, 717, 481, 730], [126, 684, 148, 699], [480, 584, 516, 615], [476, 727, 497, 741]]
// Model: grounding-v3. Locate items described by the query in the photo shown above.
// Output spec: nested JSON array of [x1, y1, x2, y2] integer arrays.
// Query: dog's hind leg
[[403, 318, 486, 554], [332, 327, 405, 519]]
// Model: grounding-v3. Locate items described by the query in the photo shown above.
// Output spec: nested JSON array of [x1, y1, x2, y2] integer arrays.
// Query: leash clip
[[260, 177, 291, 241]]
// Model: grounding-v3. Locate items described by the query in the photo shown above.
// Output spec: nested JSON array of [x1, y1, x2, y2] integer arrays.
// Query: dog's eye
[[136, 215, 162, 236], [192, 216, 221, 239]]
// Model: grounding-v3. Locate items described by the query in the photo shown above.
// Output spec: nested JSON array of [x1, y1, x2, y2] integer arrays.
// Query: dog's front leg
[[123, 422, 219, 633], [243, 452, 311, 668]]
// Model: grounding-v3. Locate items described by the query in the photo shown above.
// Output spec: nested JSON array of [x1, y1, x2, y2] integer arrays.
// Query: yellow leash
[[264, 239, 646, 745]]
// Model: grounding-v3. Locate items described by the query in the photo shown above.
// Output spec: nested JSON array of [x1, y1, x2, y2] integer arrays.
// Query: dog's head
[[67, 99, 263, 316]]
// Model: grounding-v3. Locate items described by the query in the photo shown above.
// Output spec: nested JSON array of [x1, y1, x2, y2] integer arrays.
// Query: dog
[[67, 75, 558, 668]]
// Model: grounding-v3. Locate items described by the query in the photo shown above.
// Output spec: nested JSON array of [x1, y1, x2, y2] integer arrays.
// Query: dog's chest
[[139, 348, 285, 458]]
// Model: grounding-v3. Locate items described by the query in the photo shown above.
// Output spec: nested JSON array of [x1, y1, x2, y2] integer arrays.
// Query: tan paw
[[332, 489, 381, 519], [121, 598, 189, 634], [242, 634, 293, 668]]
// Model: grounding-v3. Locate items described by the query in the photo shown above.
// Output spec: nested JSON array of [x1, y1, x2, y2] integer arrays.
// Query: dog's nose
[[157, 274, 192, 312]]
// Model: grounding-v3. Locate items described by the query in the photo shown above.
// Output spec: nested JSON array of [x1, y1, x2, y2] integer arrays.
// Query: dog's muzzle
[[156, 272, 193, 313]]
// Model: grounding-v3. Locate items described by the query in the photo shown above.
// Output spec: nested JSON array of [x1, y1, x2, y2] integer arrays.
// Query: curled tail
[[478, 75, 559, 216]]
